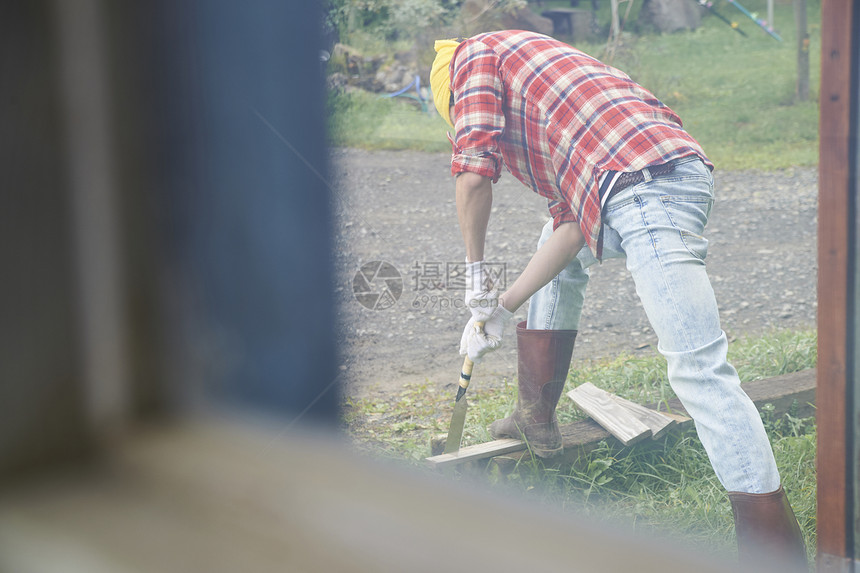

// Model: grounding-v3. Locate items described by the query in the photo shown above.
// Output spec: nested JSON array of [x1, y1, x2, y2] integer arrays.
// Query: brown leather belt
[[605, 160, 677, 203]]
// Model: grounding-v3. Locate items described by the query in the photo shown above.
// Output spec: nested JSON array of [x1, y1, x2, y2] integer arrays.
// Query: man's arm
[[455, 171, 493, 263], [458, 220, 583, 362], [500, 222, 584, 312], [455, 168, 584, 313]]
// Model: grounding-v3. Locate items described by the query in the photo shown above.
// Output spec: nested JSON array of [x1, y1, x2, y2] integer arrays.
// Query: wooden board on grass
[[425, 438, 525, 468], [568, 382, 652, 446], [425, 369, 815, 470]]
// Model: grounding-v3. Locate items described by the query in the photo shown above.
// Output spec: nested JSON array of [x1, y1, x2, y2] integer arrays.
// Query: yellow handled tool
[[442, 322, 482, 454]]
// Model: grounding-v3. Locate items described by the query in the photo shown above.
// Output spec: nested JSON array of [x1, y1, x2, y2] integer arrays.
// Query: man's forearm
[[500, 222, 584, 312], [455, 172, 493, 262]]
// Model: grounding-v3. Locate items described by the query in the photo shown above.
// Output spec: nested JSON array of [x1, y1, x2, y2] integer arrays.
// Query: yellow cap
[[430, 39, 461, 128]]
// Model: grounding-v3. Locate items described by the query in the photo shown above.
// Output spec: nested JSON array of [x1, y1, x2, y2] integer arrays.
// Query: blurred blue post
[[152, 0, 338, 423]]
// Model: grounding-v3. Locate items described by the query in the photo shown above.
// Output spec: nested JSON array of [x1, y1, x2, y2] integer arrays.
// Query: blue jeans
[[527, 156, 780, 494]]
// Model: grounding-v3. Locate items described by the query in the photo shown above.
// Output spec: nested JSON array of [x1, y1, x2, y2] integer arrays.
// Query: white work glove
[[459, 304, 514, 363], [464, 260, 498, 322]]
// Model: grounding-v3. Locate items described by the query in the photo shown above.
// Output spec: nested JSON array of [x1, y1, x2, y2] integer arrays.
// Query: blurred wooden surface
[[0, 420, 772, 573]]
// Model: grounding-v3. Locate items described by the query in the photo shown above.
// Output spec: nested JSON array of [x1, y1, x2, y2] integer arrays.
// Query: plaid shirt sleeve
[[449, 40, 504, 182], [548, 198, 578, 229]]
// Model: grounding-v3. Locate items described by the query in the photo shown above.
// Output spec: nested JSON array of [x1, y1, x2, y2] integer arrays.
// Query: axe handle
[[457, 321, 483, 394], [459, 356, 474, 390]]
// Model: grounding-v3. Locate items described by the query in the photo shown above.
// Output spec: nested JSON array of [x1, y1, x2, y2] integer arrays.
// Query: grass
[[343, 329, 816, 456], [343, 328, 818, 561], [327, 89, 452, 153], [328, 0, 821, 170], [609, 23, 821, 170]]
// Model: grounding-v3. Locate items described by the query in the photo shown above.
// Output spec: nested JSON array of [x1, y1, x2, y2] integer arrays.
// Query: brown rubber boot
[[489, 321, 577, 458], [728, 485, 807, 570]]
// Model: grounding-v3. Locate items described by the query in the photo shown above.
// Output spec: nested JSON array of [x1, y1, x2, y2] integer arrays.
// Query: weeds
[[327, 89, 450, 153], [344, 328, 817, 560]]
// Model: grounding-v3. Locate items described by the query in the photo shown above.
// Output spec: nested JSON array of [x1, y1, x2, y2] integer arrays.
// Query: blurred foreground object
[[0, 0, 336, 479], [0, 420, 771, 573]]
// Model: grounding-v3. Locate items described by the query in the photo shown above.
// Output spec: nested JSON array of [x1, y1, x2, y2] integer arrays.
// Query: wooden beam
[[817, 0, 856, 567], [735, 368, 816, 418], [568, 383, 653, 446], [426, 369, 815, 470]]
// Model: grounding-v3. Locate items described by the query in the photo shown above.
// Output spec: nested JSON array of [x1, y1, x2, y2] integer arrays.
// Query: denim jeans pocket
[[660, 194, 713, 260]]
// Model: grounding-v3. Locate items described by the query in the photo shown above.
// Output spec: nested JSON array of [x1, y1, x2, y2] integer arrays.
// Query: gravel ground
[[331, 148, 818, 403]]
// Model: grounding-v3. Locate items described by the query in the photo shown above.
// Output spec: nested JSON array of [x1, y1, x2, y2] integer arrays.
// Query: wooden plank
[[740, 368, 816, 416], [817, 0, 856, 565], [658, 410, 693, 426], [610, 393, 677, 440], [648, 368, 817, 420], [495, 370, 815, 470], [429, 369, 816, 470], [427, 416, 628, 470], [425, 438, 525, 468], [568, 383, 651, 446]]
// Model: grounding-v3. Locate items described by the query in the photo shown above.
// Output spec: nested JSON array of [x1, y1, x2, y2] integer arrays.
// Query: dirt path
[[331, 148, 818, 403]]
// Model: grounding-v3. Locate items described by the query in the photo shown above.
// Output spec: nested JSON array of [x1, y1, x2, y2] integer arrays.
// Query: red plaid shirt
[[448, 30, 712, 254]]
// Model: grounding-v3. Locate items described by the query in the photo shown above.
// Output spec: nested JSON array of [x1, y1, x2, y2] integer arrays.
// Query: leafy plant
[[328, 0, 452, 42]]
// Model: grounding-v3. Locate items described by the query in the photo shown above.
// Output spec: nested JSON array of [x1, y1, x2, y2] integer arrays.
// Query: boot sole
[[530, 445, 563, 458], [490, 426, 563, 458], [492, 429, 563, 458]]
